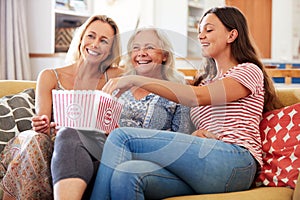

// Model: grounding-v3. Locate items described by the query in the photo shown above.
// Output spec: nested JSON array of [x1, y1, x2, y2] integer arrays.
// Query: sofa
[[0, 80, 299, 200]]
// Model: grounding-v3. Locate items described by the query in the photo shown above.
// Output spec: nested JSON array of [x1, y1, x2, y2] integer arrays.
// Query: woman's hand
[[32, 115, 57, 135], [102, 76, 135, 97], [105, 124, 119, 137], [32, 115, 49, 133], [49, 121, 58, 136], [192, 129, 218, 139]]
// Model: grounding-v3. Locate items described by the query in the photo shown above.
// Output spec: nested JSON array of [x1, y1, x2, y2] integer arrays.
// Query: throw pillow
[[0, 88, 35, 153], [256, 103, 300, 189]]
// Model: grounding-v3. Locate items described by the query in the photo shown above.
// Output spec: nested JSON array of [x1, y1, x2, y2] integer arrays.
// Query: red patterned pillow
[[256, 103, 300, 189]]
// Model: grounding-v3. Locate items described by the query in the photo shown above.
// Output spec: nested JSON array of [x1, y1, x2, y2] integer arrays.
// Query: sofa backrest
[[276, 87, 300, 107], [0, 80, 36, 98], [0, 80, 299, 106]]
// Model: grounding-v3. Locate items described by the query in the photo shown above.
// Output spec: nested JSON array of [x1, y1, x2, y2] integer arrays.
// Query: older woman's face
[[130, 30, 167, 77], [80, 20, 115, 64]]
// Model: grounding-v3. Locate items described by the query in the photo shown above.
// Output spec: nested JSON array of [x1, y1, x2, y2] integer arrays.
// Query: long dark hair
[[194, 6, 282, 112]]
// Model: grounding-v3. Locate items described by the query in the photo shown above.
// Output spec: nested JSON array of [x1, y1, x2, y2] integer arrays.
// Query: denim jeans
[[90, 127, 257, 200]]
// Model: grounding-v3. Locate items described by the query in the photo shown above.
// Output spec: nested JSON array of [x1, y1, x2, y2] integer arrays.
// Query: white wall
[[205, 0, 225, 10], [272, 0, 293, 60], [93, 0, 190, 65], [92, 0, 189, 57], [30, 56, 66, 80], [291, 0, 300, 60], [93, 0, 142, 33], [29, 0, 300, 80], [272, 0, 300, 60], [153, 0, 188, 57], [27, 0, 55, 53], [92, 0, 225, 69], [93, 0, 156, 56]]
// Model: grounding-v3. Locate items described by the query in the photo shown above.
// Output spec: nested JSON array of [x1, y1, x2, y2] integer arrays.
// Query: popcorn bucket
[[52, 90, 123, 133]]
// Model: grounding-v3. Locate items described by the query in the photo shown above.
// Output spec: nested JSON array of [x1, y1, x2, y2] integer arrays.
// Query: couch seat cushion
[[164, 187, 293, 200]]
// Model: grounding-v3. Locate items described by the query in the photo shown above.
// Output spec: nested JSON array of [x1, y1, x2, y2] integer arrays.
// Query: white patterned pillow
[[0, 88, 35, 152]]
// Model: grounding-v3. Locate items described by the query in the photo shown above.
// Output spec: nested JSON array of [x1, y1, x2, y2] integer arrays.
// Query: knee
[[111, 161, 140, 189], [19, 129, 49, 140], [20, 130, 52, 148], [111, 161, 159, 185], [108, 127, 124, 137], [56, 127, 77, 140], [107, 127, 136, 143], [54, 128, 80, 150]]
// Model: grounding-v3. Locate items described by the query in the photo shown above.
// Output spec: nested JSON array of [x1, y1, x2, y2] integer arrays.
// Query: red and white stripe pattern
[[95, 94, 123, 132], [52, 90, 123, 133], [191, 63, 265, 165]]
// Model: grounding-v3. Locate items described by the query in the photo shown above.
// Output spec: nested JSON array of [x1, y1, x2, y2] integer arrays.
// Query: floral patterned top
[[119, 90, 194, 134]]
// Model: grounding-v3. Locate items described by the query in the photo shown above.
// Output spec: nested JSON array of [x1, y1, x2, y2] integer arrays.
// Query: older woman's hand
[[192, 129, 219, 139], [102, 76, 135, 97]]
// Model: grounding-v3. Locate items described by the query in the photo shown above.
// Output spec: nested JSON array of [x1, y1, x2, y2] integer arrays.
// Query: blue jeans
[[90, 127, 257, 200]]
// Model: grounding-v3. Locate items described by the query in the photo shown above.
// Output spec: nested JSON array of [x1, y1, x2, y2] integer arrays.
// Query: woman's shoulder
[[37, 64, 73, 87], [236, 62, 261, 72], [228, 63, 263, 77], [38, 68, 56, 80], [228, 63, 264, 92], [36, 69, 57, 90]]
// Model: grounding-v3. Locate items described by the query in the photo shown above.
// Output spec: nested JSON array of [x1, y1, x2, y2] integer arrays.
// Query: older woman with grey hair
[[118, 27, 193, 133]]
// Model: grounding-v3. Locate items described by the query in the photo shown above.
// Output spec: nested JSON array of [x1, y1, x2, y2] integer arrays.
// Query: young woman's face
[[130, 30, 167, 77], [80, 20, 115, 64], [198, 13, 232, 59]]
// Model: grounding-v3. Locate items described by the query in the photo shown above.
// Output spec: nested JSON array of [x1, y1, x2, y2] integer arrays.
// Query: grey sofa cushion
[[0, 88, 35, 153]]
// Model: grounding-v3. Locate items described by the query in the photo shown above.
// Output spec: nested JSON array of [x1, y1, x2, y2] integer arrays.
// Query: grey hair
[[122, 27, 186, 84]]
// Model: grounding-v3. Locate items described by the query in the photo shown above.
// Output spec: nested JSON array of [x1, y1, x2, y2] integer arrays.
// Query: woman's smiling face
[[130, 30, 167, 77], [80, 20, 115, 64], [198, 13, 232, 59]]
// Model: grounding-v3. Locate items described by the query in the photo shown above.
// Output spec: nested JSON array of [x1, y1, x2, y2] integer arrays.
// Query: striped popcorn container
[[52, 90, 123, 133]]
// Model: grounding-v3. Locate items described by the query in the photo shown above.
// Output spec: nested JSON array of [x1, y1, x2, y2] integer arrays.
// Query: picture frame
[[69, 0, 87, 12], [55, 0, 88, 12], [55, 0, 70, 10], [56, 0, 69, 6]]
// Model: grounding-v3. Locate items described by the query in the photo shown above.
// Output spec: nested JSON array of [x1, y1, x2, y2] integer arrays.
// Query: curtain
[[0, 0, 31, 80]]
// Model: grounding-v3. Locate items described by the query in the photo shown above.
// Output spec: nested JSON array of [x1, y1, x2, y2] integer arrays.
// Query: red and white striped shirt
[[190, 63, 264, 165]]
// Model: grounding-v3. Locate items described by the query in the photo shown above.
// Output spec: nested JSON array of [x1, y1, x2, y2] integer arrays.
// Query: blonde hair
[[65, 15, 121, 72], [122, 27, 186, 84]]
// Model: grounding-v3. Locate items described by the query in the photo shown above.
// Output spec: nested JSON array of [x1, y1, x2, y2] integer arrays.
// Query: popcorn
[[52, 90, 123, 133]]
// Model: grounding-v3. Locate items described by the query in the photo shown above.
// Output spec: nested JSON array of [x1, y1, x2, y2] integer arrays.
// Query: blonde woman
[[0, 14, 123, 200]]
